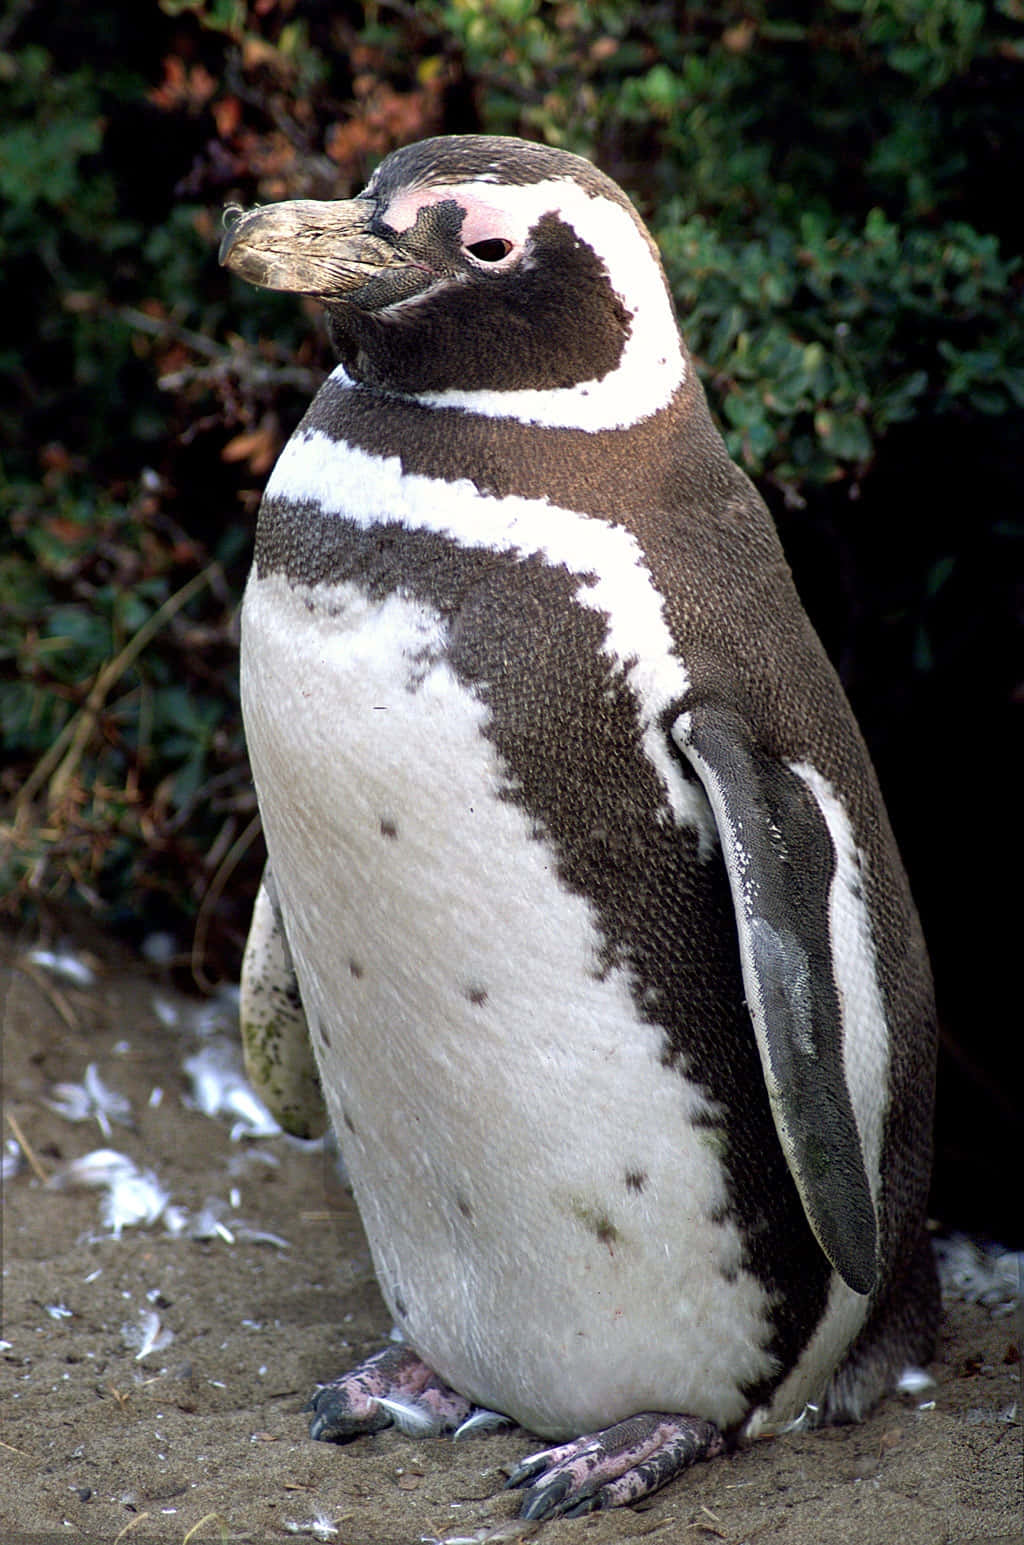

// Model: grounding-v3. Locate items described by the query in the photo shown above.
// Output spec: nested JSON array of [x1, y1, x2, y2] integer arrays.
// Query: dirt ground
[[2, 922, 1021, 1545]]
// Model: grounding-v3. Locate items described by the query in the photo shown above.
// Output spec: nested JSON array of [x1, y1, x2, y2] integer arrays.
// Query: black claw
[[564, 1492, 605, 1518], [518, 1473, 573, 1522], [306, 1391, 392, 1443], [504, 1454, 551, 1490]]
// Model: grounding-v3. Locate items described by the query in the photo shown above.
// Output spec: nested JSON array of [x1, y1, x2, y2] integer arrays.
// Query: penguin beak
[[219, 199, 403, 299]]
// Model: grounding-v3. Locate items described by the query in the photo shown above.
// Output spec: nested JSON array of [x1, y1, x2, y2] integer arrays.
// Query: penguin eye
[[465, 238, 515, 263]]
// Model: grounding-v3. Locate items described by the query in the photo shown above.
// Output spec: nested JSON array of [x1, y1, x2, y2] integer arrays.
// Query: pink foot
[[306, 1344, 474, 1441], [505, 1412, 726, 1519]]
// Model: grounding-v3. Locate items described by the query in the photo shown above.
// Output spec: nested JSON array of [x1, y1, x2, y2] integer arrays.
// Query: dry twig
[[14, 564, 221, 823], [5, 1111, 50, 1184]]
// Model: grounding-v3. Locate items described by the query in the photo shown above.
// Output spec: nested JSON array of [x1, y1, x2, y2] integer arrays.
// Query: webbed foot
[[306, 1343, 508, 1442], [505, 1411, 725, 1520]]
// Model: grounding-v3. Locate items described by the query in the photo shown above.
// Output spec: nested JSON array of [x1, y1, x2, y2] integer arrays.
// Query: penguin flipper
[[239, 864, 327, 1139], [672, 705, 878, 1296]]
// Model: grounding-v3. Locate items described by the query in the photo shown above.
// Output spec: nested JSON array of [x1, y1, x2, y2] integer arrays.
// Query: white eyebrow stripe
[[377, 176, 686, 431]]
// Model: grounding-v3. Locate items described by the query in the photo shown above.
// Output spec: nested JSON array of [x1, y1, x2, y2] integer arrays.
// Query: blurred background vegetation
[[1, 0, 1020, 1238]]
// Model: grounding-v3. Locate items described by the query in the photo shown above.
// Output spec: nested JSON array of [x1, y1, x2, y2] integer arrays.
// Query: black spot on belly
[[379, 817, 398, 839], [456, 1193, 473, 1221], [348, 959, 364, 979], [393, 1289, 408, 1318], [318, 1023, 332, 1049], [625, 1168, 648, 1194], [465, 985, 488, 1007], [257, 481, 834, 1410], [342, 1108, 357, 1135], [569, 1197, 621, 1248]]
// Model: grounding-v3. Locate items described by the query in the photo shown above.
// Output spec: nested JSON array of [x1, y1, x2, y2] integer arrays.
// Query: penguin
[[220, 135, 938, 1520]]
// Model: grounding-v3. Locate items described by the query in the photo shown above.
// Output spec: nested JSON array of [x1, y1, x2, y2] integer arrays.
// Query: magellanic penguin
[[220, 135, 938, 1520]]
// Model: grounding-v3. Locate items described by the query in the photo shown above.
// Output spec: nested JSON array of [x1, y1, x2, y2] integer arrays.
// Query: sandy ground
[[2, 923, 1021, 1545]]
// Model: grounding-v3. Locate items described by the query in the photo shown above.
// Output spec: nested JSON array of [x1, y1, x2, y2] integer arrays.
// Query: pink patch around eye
[[383, 186, 521, 254]]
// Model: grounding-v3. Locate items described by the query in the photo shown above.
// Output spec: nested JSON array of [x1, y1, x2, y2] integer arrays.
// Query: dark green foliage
[[427, 0, 1024, 488], [1, 1, 1020, 1235], [1, 466, 249, 940], [662, 208, 1023, 487], [3, 0, 1020, 913]]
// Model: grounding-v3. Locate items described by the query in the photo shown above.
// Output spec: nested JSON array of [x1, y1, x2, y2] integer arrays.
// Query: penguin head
[[220, 135, 683, 407]]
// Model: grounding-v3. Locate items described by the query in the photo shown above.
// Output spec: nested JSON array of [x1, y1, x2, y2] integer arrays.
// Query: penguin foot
[[505, 1412, 725, 1520], [306, 1344, 474, 1441]]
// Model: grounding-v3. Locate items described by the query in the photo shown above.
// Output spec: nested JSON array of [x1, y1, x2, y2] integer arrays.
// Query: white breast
[[241, 570, 778, 1439]]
